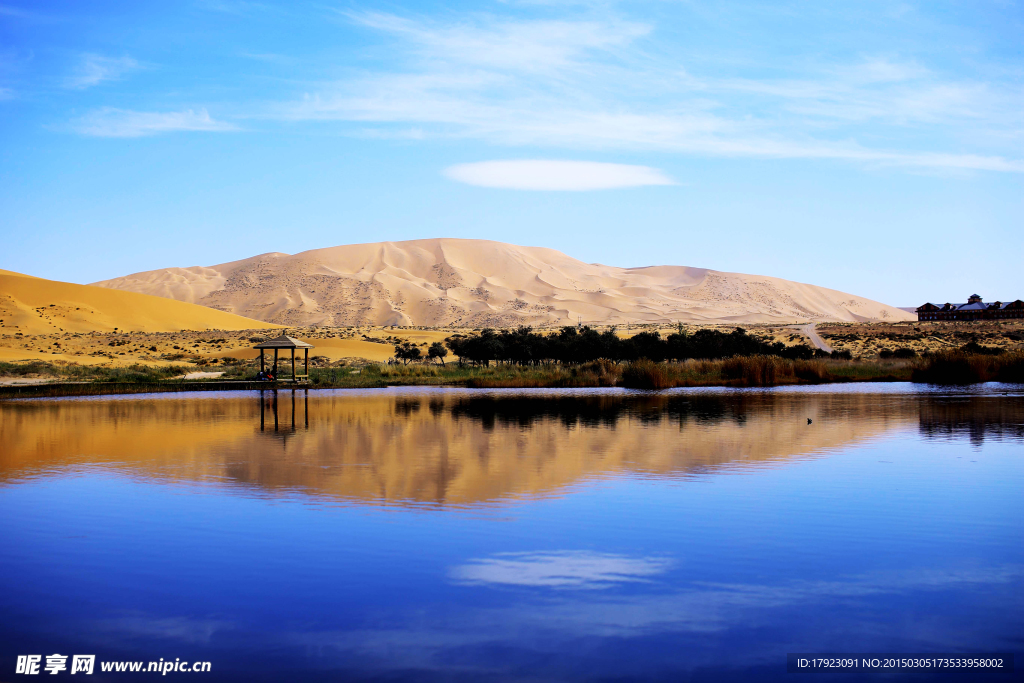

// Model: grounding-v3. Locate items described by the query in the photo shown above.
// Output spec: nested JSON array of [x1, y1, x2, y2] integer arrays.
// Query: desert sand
[[0, 268, 280, 336], [0, 266, 454, 365], [92, 239, 914, 326]]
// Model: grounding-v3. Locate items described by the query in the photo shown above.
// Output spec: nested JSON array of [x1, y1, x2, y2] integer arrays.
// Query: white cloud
[[66, 54, 139, 90], [445, 159, 676, 190], [71, 108, 237, 137], [449, 551, 674, 588], [274, 13, 1024, 173], [347, 11, 650, 74], [717, 60, 997, 126]]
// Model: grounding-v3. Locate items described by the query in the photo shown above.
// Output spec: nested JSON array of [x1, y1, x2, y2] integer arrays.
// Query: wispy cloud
[[445, 159, 676, 190], [346, 11, 650, 75], [274, 13, 1024, 173], [450, 551, 674, 588], [70, 108, 237, 137], [65, 54, 140, 90], [714, 59, 1001, 126]]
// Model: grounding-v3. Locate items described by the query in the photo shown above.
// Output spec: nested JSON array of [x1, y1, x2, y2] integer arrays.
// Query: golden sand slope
[[92, 239, 914, 327], [0, 269, 281, 335]]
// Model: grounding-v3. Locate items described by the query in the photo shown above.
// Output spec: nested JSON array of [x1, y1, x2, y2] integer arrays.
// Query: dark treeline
[[918, 397, 1024, 445], [402, 394, 1024, 443], [445, 394, 748, 430], [444, 326, 824, 365]]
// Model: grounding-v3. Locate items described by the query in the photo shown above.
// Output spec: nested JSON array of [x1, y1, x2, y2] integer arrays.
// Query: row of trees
[[439, 326, 829, 366], [394, 341, 449, 365]]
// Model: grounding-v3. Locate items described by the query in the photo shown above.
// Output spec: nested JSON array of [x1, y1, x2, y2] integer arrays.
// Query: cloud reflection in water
[[449, 550, 673, 589]]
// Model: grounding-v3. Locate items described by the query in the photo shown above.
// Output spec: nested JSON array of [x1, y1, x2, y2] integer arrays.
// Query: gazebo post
[[304, 348, 308, 378], [274, 348, 279, 377], [260, 349, 265, 373], [291, 348, 296, 382]]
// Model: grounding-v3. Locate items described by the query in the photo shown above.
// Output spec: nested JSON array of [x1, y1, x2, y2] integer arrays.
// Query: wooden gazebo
[[253, 334, 314, 382]]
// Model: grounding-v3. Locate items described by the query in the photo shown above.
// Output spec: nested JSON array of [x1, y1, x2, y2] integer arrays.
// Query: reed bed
[[911, 349, 1024, 384], [618, 356, 906, 389]]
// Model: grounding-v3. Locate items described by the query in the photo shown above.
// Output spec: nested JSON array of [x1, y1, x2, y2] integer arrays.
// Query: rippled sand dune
[[92, 239, 913, 326]]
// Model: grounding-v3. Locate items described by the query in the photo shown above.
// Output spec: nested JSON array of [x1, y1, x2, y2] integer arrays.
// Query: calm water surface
[[1, 385, 1022, 681]]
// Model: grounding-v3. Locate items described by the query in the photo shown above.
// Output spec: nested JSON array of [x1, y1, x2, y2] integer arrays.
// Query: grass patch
[[0, 361, 194, 382]]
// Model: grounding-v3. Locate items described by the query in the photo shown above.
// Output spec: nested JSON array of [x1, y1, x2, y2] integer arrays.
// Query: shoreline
[[2, 349, 1020, 400], [0, 373, 1004, 401], [3, 377, 1023, 402]]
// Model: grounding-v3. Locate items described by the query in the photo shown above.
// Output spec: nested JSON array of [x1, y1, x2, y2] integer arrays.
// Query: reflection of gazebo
[[253, 335, 314, 382]]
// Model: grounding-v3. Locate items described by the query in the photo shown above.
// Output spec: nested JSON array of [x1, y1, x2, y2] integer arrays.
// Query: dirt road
[[796, 323, 832, 352]]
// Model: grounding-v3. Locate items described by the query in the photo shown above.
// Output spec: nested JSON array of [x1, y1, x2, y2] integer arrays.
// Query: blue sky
[[0, 0, 1021, 305]]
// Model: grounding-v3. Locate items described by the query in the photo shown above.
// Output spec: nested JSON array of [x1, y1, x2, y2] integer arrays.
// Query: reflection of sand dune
[[0, 391, 936, 507]]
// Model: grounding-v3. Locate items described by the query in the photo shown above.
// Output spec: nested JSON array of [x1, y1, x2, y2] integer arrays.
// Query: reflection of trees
[[447, 394, 747, 430], [918, 397, 1024, 446]]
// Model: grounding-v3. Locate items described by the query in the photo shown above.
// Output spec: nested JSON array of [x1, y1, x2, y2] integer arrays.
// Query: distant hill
[[0, 269, 280, 335], [91, 239, 914, 326]]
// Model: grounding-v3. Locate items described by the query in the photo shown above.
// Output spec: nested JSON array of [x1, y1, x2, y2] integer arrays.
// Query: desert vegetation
[[443, 325, 823, 365], [0, 360, 194, 383], [819, 319, 1024, 358], [2, 321, 1022, 398], [4, 349, 1023, 398]]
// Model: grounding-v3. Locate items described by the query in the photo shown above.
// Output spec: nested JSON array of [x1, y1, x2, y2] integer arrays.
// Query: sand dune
[[92, 239, 914, 326], [0, 269, 281, 335]]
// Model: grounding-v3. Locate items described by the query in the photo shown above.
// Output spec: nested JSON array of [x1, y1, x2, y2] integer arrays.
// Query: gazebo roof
[[253, 334, 314, 349]]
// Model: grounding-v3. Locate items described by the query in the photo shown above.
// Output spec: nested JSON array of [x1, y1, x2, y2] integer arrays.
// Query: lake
[[1, 385, 1021, 681]]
